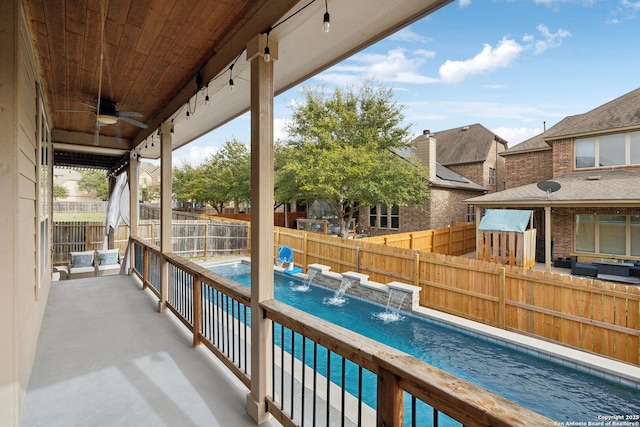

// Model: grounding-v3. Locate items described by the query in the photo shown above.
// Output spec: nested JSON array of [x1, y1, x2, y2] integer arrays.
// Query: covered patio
[[2, 0, 557, 425], [22, 274, 281, 427]]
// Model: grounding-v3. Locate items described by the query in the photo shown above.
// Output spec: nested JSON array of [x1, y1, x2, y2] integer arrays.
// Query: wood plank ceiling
[[24, 0, 296, 150]]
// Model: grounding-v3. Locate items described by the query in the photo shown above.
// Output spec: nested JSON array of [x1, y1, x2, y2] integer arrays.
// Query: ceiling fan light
[[97, 114, 117, 125]]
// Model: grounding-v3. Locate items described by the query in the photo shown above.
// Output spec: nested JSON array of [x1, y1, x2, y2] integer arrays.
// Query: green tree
[[201, 139, 251, 213], [53, 184, 69, 200], [173, 161, 206, 207], [278, 80, 430, 237], [140, 184, 159, 203], [78, 170, 109, 201]]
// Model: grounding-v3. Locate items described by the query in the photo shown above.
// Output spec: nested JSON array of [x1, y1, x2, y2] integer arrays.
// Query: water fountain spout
[[374, 289, 407, 323], [323, 277, 353, 307]]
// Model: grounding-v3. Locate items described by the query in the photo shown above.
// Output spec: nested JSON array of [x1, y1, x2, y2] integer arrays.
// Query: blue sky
[[173, 0, 640, 166]]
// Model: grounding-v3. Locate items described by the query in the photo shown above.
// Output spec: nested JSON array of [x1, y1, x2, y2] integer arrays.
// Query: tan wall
[[0, 3, 52, 424], [428, 187, 482, 229], [447, 162, 485, 189], [503, 149, 553, 189]]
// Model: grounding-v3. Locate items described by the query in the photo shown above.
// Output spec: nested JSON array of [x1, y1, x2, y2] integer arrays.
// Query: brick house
[[361, 124, 508, 236], [467, 87, 640, 270]]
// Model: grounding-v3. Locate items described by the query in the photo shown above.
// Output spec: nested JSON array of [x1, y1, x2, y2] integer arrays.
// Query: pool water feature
[[206, 261, 640, 424], [323, 277, 353, 307], [373, 288, 407, 324]]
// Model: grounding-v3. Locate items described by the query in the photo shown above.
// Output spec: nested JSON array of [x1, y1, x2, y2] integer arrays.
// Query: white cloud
[[315, 48, 438, 85], [492, 127, 543, 145], [173, 144, 219, 167], [459, 0, 472, 7], [608, 0, 640, 23], [274, 117, 289, 141], [439, 38, 524, 83], [533, 24, 571, 54], [388, 28, 431, 43]]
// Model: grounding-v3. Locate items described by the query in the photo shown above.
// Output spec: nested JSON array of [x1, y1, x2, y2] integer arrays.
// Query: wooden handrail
[[261, 299, 555, 427]]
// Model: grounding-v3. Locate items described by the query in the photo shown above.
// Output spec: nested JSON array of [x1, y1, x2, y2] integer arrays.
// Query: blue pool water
[[208, 262, 640, 424]]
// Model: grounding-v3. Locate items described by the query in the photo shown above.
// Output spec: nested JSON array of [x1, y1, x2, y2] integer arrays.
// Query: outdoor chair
[[95, 248, 121, 277], [68, 250, 97, 279], [570, 257, 597, 278]]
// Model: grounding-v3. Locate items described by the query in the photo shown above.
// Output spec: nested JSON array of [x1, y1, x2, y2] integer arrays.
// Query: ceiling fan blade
[[80, 102, 97, 110], [118, 116, 148, 129], [117, 110, 143, 118]]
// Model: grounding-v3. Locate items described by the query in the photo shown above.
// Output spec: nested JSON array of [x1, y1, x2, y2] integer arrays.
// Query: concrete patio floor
[[22, 274, 281, 427]]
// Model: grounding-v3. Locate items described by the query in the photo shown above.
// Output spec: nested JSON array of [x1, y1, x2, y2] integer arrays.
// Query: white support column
[[128, 152, 139, 274], [129, 152, 139, 236], [545, 206, 551, 273], [159, 122, 173, 312], [245, 33, 277, 425]]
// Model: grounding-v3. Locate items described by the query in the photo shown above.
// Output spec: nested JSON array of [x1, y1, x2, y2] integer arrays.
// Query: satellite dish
[[537, 181, 561, 200]]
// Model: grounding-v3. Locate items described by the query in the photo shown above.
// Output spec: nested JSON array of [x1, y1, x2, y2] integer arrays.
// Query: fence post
[[192, 273, 202, 347], [303, 232, 308, 271], [499, 267, 506, 329], [414, 252, 420, 288], [409, 233, 414, 250], [204, 223, 209, 257], [355, 246, 360, 273], [377, 367, 403, 427]]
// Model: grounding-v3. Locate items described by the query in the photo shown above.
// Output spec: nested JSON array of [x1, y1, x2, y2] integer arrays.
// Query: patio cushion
[[97, 249, 120, 265], [70, 251, 94, 268]]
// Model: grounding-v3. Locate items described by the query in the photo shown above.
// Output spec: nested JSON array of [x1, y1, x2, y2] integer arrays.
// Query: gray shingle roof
[[423, 123, 508, 165], [466, 170, 640, 206], [393, 146, 485, 191], [501, 131, 550, 155], [545, 87, 640, 140]]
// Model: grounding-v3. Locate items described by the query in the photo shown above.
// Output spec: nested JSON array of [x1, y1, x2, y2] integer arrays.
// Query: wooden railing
[[128, 236, 554, 426]]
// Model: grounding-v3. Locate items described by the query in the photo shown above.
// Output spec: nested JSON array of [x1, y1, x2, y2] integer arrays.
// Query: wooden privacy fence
[[359, 222, 476, 255], [53, 201, 108, 213], [53, 220, 248, 264], [273, 227, 640, 366]]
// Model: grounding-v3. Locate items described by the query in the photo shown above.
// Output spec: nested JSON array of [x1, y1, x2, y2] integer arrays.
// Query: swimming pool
[[207, 261, 640, 424]]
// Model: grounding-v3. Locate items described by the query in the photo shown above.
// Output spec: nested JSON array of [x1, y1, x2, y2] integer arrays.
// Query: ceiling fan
[[94, 98, 148, 129]]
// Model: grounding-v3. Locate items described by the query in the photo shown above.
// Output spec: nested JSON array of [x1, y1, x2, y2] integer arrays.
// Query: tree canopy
[[78, 170, 109, 201], [276, 80, 430, 237], [53, 184, 69, 200], [173, 139, 251, 213]]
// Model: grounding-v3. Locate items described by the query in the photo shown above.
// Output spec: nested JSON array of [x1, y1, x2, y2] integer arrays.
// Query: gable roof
[[465, 169, 640, 207], [501, 131, 550, 156], [393, 146, 485, 191], [545, 87, 640, 140], [427, 123, 508, 165]]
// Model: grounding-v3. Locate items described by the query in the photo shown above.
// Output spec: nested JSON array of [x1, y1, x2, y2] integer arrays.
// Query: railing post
[[192, 273, 202, 347], [142, 245, 149, 289], [377, 367, 403, 427]]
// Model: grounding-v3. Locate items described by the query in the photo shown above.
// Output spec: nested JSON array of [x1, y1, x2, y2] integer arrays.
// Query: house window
[[467, 204, 475, 222], [370, 204, 399, 229], [575, 138, 595, 168], [631, 132, 640, 165], [575, 131, 640, 169], [37, 87, 51, 289], [488, 167, 495, 185], [575, 214, 638, 256]]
